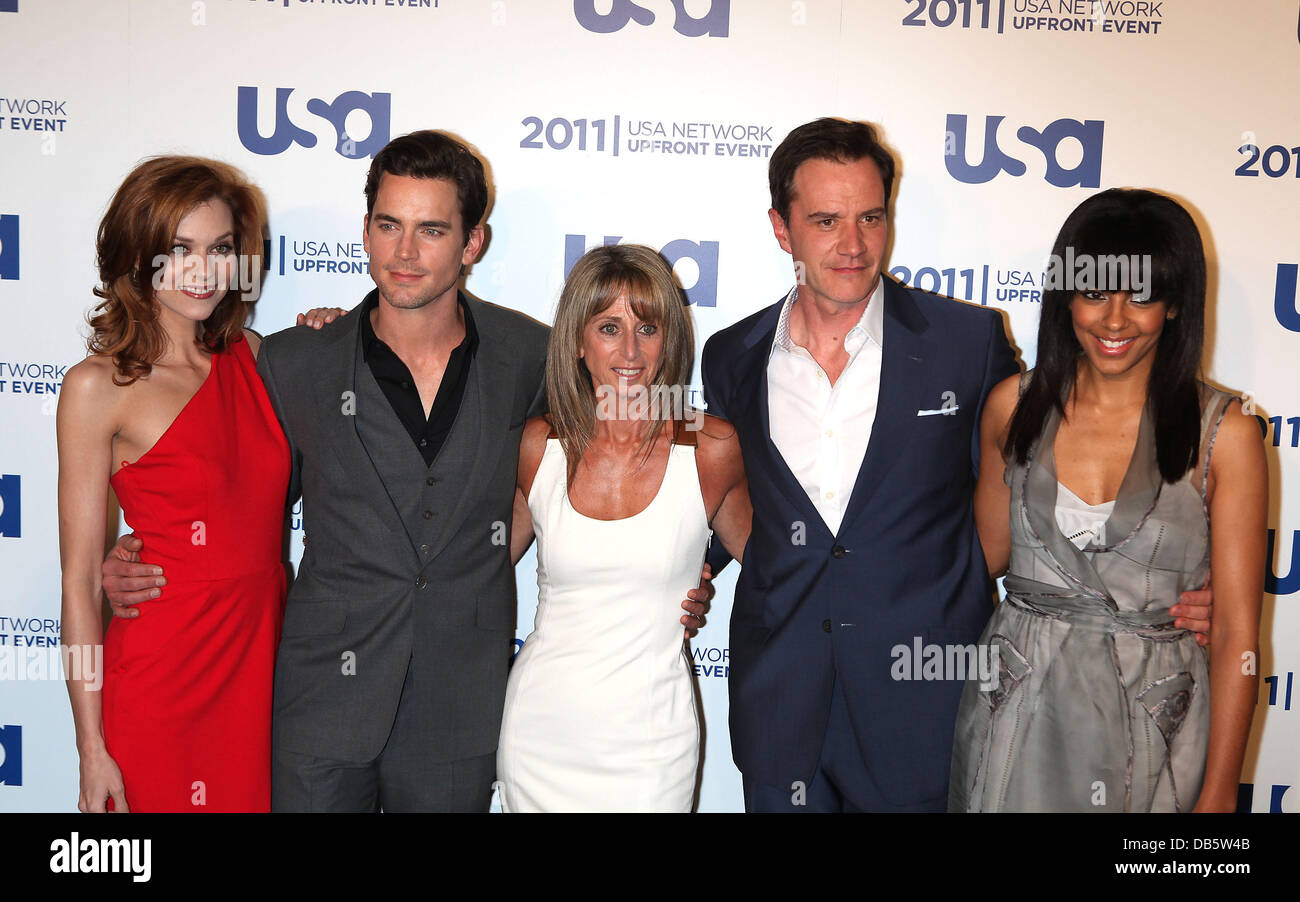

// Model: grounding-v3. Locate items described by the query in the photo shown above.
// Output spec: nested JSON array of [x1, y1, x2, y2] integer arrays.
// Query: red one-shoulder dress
[[104, 337, 288, 812]]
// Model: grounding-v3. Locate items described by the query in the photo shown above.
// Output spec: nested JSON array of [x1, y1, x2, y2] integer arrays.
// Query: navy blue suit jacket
[[702, 276, 1018, 806]]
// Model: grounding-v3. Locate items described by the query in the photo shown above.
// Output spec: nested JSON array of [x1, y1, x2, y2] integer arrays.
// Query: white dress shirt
[[767, 280, 884, 536]]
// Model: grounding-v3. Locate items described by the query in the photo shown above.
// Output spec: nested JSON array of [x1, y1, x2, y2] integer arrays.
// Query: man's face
[[769, 156, 888, 312], [363, 173, 484, 310]]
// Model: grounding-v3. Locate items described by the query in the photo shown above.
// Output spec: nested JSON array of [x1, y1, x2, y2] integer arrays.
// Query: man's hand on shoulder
[[682, 564, 714, 638], [296, 307, 347, 330]]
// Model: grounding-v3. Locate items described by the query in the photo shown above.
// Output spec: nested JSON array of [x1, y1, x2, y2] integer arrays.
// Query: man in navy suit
[[702, 118, 1019, 812], [704, 118, 1215, 812]]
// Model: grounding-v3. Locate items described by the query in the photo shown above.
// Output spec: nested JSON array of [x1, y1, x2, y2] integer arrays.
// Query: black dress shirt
[[360, 290, 478, 467]]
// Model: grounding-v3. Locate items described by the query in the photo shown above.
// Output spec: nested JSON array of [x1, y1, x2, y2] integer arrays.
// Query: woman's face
[[152, 198, 237, 325], [580, 293, 664, 407], [1070, 289, 1174, 379]]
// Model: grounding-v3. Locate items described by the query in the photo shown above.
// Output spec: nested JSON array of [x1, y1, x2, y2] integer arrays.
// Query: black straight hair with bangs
[[1005, 188, 1207, 483]]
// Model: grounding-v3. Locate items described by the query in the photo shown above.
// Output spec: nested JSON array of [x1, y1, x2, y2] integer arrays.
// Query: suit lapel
[[732, 303, 833, 539], [310, 292, 421, 560], [417, 296, 514, 563], [837, 279, 933, 536], [319, 293, 421, 558]]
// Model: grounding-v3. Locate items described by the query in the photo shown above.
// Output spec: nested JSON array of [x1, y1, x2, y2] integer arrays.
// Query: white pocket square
[[916, 406, 959, 417]]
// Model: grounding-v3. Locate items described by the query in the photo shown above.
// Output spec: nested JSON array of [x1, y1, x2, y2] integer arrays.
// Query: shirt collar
[[360, 289, 479, 362], [770, 277, 884, 359]]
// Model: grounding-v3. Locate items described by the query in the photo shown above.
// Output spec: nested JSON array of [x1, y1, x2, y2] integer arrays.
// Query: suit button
[[301, 534, 308, 546], [426, 476, 437, 486], [419, 438, 428, 448], [832, 545, 847, 559], [415, 576, 428, 589], [420, 544, 431, 556], [423, 510, 433, 520], [822, 619, 832, 633]]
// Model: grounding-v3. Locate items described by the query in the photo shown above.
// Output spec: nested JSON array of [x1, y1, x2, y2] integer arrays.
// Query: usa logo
[[237, 87, 390, 159]]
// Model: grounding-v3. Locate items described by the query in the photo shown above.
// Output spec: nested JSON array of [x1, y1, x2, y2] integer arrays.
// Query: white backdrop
[[0, 0, 1296, 812]]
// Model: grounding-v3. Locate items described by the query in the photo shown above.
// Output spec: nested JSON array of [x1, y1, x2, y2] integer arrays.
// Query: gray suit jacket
[[257, 292, 549, 763]]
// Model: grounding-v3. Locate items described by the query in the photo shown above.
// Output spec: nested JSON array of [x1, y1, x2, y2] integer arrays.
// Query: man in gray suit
[[103, 131, 707, 811], [254, 130, 549, 811]]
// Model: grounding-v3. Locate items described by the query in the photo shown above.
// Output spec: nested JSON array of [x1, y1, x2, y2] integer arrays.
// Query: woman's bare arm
[[697, 416, 751, 563], [509, 417, 550, 565], [56, 357, 129, 812], [509, 485, 534, 566], [1195, 400, 1266, 812], [974, 374, 1019, 579]]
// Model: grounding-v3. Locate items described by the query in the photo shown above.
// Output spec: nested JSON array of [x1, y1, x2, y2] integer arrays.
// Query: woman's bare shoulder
[[986, 372, 1022, 414], [523, 414, 553, 443], [519, 415, 554, 460], [694, 413, 738, 445], [62, 355, 125, 399], [242, 328, 262, 358], [59, 355, 131, 432], [694, 414, 742, 470], [1212, 399, 1266, 467]]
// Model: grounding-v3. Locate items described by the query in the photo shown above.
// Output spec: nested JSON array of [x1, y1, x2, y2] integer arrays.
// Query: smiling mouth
[[611, 367, 645, 378], [1094, 335, 1136, 354], [182, 286, 218, 299]]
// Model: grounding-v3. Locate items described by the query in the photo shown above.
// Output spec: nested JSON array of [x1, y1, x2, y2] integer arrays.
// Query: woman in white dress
[[497, 244, 751, 812]]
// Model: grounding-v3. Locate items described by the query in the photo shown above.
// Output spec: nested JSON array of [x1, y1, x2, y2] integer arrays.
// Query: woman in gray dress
[[950, 189, 1266, 812]]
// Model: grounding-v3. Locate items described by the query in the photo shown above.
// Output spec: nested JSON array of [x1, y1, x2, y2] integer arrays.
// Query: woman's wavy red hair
[[89, 156, 267, 384]]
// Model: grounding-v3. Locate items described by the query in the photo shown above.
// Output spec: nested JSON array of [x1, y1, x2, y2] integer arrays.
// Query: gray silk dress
[[949, 381, 1236, 812]]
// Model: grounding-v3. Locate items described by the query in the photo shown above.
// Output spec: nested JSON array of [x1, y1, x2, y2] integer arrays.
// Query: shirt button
[[402, 381, 411, 390], [825, 429, 833, 438], [822, 619, 832, 633], [423, 510, 433, 520], [825, 491, 834, 500], [832, 545, 847, 559], [415, 576, 428, 589], [419, 438, 428, 448], [426, 476, 437, 486]]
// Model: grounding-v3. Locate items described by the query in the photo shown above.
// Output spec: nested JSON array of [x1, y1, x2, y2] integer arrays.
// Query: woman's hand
[[1191, 788, 1238, 813], [78, 747, 129, 813]]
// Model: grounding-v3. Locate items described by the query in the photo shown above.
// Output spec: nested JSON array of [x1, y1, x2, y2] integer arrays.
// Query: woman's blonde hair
[[546, 244, 695, 479]]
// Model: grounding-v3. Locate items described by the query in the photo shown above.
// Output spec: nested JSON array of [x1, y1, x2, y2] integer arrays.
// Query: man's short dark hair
[[364, 130, 488, 244], [768, 118, 896, 223]]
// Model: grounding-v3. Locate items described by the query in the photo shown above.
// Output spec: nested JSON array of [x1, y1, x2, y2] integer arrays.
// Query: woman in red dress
[[58, 157, 289, 812]]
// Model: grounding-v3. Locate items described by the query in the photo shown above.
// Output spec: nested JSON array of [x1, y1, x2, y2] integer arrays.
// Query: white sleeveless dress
[[497, 437, 711, 812]]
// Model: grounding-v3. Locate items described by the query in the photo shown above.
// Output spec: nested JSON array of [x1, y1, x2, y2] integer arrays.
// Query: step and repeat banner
[[0, 0, 1296, 812]]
